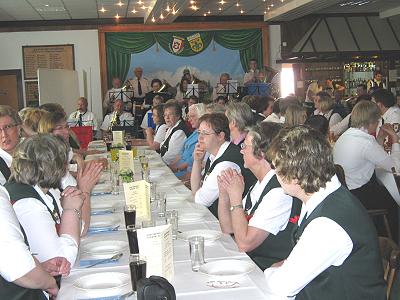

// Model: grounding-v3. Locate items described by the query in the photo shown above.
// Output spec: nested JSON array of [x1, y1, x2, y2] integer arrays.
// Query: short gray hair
[[189, 103, 206, 118], [225, 102, 254, 132], [0, 105, 22, 125], [10, 134, 69, 189]]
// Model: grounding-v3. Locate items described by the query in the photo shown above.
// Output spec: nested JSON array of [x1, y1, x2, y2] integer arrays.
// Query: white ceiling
[[0, 0, 399, 23]]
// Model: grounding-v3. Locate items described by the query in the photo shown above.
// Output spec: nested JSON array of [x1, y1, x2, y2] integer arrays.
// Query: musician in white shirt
[[103, 77, 122, 114], [101, 99, 134, 133], [68, 97, 98, 131], [128, 67, 150, 103]]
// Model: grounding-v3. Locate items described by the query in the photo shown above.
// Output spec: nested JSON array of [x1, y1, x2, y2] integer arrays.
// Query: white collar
[[0, 148, 12, 167], [209, 141, 230, 163], [299, 175, 341, 223]]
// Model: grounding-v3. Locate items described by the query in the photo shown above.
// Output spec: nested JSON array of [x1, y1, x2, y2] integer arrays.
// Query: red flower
[[289, 215, 300, 224]]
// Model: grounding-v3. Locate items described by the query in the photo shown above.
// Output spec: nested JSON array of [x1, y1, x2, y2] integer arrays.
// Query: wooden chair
[[379, 237, 400, 299]]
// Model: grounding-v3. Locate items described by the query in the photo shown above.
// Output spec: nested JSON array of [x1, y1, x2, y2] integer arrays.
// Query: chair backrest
[[334, 164, 347, 188], [379, 236, 400, 299]]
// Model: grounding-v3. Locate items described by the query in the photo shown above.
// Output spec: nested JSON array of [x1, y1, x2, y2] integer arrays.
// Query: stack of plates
[[73, 272, 130, 298]]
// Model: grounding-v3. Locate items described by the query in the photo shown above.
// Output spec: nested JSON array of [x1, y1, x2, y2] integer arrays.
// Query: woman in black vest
[[217, 122, 301, 270], [264, 126, 385, 300], [6, 134, 84, 269]]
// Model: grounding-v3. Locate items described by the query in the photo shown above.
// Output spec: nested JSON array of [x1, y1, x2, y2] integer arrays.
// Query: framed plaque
[[22, 44, 75, 80], [25, 81, 39, 105]]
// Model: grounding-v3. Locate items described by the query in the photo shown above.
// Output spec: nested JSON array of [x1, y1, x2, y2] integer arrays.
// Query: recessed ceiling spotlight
[[160, 13, 164, 19], [218, 7, 222, 11], [116, 1, 124, 7], [236, 2, 240, 7], [219, 0, 226, 5], [191, 5, 199, 10], [99, 7, 106, 12], [151, 16, 156, 22], [115, 13, 120, 18], [132, 8, 137, 13], [240, 9, 244, 14], [137, 0, 143, 4], [141, 5, 146, 9], [208, 10, 211, 14]]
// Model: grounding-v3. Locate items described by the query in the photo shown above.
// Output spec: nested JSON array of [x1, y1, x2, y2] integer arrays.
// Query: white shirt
[[103, 88, 123, 110], [195, 142, 241, 207], [333, 127, 400, 190], [141, 110, 152, 129], [12, 185, 79, 265], [154, 124, 168, 144], [0, 148, 12, 185], [128, 77, 150, 98], [100, 111, 133, 131], [264, 176, 353, 298], [244, 70, 258, 85], [263, 113, 283, 124], [330, 114, 351, 136], [0, 186, 36, 282], [315, 109, 342, 128], [244, 170, 293, 235], [378, 106, 400, 136], [68, 110, 99, 131], [160, 120, 187, 165]]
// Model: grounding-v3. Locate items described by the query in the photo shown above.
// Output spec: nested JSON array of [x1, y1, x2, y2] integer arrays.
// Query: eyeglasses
[[53, 124, 69, 131], [164, 113, 177, 118], [198, 130, 216, 136], [240, 143, 252, 150], [0, 123, 18, 133]]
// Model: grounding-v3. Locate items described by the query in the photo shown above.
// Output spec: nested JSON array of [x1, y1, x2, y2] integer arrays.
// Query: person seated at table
[[304, 115, 329, 137], [100, 98, 133, 134], [0, 105, 23, 185], [264, 125, 386, 299], [103, 77, 123, 114], [225, 102, 255, 147], [217, 122, 301, 270], [19, 108, 47, 137], [169, 103, 206, 181], [5, 134, 85, 266], [284, 104, 307, 128], [160, 101, 190, 164], [38, 112, 103, 234], [144, 104, 168, 151], [314, 91, 343, 128], [141, 95, 165, 132], [372, 88, 400, 136], [333, 100, 400, 240], [68, 97, 99, 131], [191, 113, 255, 218], [0, 185, 71, 299]]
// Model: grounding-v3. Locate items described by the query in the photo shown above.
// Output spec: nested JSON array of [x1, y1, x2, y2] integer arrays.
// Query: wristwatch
[[230, 204, 244, 212]]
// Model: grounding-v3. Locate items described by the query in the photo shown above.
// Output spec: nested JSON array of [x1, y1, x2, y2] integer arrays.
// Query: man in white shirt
[[191, 113, 253, 218], [211, 73, 230, 101], [0, 186, 69, 299], [372, 88, 400, 136], [244, 58, 259, 85], [263, 125, 385, 300], [128, 67, 150, 104], [160, 101, 189, 164], [100, 99, 133, 134], [68, 97, 98, 131]]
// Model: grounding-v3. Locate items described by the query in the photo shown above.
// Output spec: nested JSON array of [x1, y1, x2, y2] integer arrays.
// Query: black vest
[[0, 182, 48, 300], [246, 175, 302, 270], [202, 143, 256, 218], [0, 156, 10, 182], [294, 186, 386, 300], [160, 120, 190, 157]]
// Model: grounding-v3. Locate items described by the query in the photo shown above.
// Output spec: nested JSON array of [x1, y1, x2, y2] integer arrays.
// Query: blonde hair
[[37, 111, 67, 134], [318, 94, 335, 113], [22, 108, 47, 133], [284, 105, 307, 127], [351, 100, 381, 129]]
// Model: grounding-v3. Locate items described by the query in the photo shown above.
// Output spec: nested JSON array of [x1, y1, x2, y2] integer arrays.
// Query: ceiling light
[[132, 8, 137, 13], [44, 4, 49, 7], [208, 10, 211, 14], [141, 5, 146, 9], [236, 2, 240, 7], [115, 13, 120, 18], [240, 9, 244, 14], [116, 1, 124, 7], [219, 0, 226, 5], [160, 13, 164, 19], [203, 13, 207, 16], [190, 0, 195, 4], [137, 0, 143, 4], [218, 7, 222, 11], [151, 16, 156, 22], [166, 5, 170, 12], [172, 8, 177, 14], [191, 5, 199, 10], [99, 7, 106, 12]]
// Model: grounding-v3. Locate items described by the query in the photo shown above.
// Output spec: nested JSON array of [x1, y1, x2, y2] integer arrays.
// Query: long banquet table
[[57, 148, 274, 300]]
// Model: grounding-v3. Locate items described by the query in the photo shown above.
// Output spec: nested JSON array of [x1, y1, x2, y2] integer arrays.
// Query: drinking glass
[[189, 236, 205, 272], [126, 225, 140, 254], [129, 254, 146, 292], [166, 210, 178, 240], [124, 205, 136, 227]]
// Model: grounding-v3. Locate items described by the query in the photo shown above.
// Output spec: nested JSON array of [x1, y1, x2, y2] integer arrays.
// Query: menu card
[[137, 224, 174, 281], [123, 180, 150, 221], [112, 130, 124, 146], [119, 150, 135, 173]]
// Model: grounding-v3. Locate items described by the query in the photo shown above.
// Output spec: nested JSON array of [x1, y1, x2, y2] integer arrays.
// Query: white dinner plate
[[90, 215, 120, 229], [149, 169, 166, 180], [199, 260, 255, 279], [178, 229, 222, 243], [81, 240, 128, 259], [91, 202, 116, 214], [73, 272, 130, 298], [179, 211, 206, 223]]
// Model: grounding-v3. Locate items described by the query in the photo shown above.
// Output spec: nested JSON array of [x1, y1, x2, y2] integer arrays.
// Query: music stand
[[109, 88, 135, 114], [112, 123, 136, 140], [184, 84, 199, 99], [247, 83, 272, 96]]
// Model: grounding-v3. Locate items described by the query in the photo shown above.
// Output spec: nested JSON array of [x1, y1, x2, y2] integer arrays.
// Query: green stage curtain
[[105, 29, 263, 88]]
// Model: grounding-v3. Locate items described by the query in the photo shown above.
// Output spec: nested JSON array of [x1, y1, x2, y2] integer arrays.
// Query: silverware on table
[[84, 252, 123, 268]]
